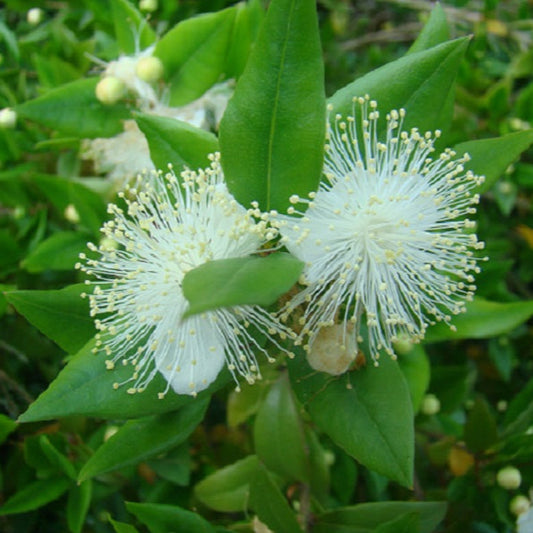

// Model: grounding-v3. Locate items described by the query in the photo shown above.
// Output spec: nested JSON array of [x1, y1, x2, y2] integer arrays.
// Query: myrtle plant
[[1, 1, 533, 532]]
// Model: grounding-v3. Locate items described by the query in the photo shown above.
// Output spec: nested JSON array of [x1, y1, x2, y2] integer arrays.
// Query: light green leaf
[[0, 477, 71, 516], [329, 38, 469, 134], [126, 502, 215, 533], [288, 353, 414, 488], [182, 253, 303, 318], [155, 8, 236, 106], [408, 4, 450, 54], [109, 518, 140, 533], [0, 414, 17, 445], [5, 284, 95, 354], [18, 338, 229, 422], [454, 130, 533, 193], [313, 502, 447, 533], [111, 0, 156, 54], [249, 463, 303, 533], [22, 231, 89, 273], [16, 79, 130, 139], [135, 113, 218, 172], [254, 374, 309, 482], [67, 480, 92, 533], [195, 455, 260, 512], [219, 0, 325, 212], [78, 399, 209, 481], [425, 298, 533, 342]]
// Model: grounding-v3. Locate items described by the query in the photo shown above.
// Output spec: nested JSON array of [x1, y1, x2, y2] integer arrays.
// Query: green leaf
[[397, 344, 430, 413], [425, 298, 533, 342], [0, 477, 71, 516], [109, 518, 140, 533], [373, 512, 421, 533], [249, 463, 303, 533], [454, 130, 533, 193], [135, 113, 218, 171], [40, 435, 77, 480], [254, 374, 309, 482], [78, 398, 209, 481], [22, 231, 89, 273], [195, 455, 260, 512], [67, 480, 92, 533], [182, 253, 303, 318], [0, 414, 17, 445], [155, 8, 236, 106], [314, 502, 447, 533], [5, 284, 95, 354], [407, 4, 450, 54], [18, 338, 229, 422], [504, 379, 533, 436], [111, 0, 156, 54], [126, 502, 216, 533], [329, 38, 468, 135], [463, 396, 498, 454], [288, 353, 414, 487], [17, 78, 130, 139], [219, 0, 325, 212]]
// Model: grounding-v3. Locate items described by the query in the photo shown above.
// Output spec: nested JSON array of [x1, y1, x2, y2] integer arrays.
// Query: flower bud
[[139, 0, 158, 12], [497, 466, 522, 490], [0, 108, 16, 129], [421, 394, 441, 416], [135, 56, 164, 84], [306, 324, 356, 375], [27, 7, 43, 25], [64, 204, 80, 224], [95, 77, 126, 105], [510, 495, 530, 516]]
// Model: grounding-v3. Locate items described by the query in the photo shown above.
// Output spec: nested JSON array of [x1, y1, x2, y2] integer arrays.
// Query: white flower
[[77, 154, 292, 397], [518, 506, 533, 533], [276, 96, 486, 363]]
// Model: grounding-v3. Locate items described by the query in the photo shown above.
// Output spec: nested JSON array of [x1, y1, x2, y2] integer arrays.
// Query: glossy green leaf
[[454, 129, 533, 193], [135, 113, 218, 172], [40, 435, 77, 480], [126, 502, 215, 533], [22, 231, 89, 273], [249, 463, 303, 533], [254, 374, 309, 482], [16, 78, 129, 138], [111, 0, 156, 54], [0, 477, 71, 516], [182, 253, 303, 318], [397, 344, 430, 413], [195, 455, 260, 512], [314, 501, 447, 533], [425, 298, 533, 342], [219, 0, 325, 212], [155, 8, 236, 106], [374, 512, 421, 533], [18, 338, 229, 422], [288, 353, 414, 487], [464, 396, 498, 453], [408, 4, 450, 54], [329, 38, 468, 134], [79, 398, 209, 481], [5, 284, 94, 354], [67, 480, 92, 533]]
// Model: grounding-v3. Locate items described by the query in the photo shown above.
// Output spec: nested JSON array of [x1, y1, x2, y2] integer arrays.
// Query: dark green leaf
[[254, 374, 309, 482], [16, 79, 130, 138], [0, 414, 17, 445], [5, 284, 95, 354], [397, 344, 430, 413], [40, 435, 77, 480], [464, 396, 498, 453], [288, 353, 414, 487], [195, 455, 260, 512], [18, 339, 229, 422], [373, 512, 420, 533], [78, 398, 209, 481], [249, 463, 303, 533], [182, 253, 303, 318], [314, 502, 447, 533], [135, 113, 218, 172], [219, 0, 325, 212], [67, 480, 92, 533], [454, 130, 533, 193], [0, 477, 71, 516], [504, 380, 533, 436], [425, 298, 533, 342], [126, 502, 215, 533], [329, 38, 469, 135], [155, 8, 236, 106]]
